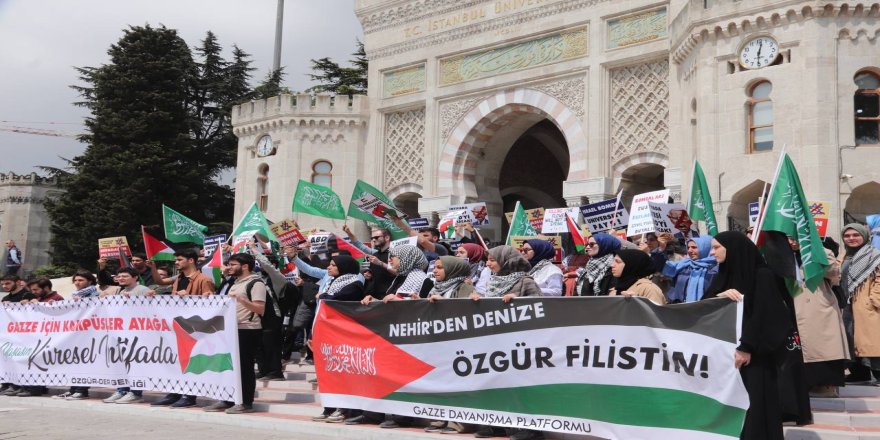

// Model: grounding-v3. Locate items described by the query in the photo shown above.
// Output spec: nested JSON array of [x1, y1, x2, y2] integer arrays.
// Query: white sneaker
[[115, 393, 143, 404], [52, 392, 72, 399], [103, 391, 126, 403], [66, 392, 88, 400]]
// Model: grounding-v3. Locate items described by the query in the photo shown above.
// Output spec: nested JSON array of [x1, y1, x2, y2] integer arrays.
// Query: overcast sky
[[0, 0, 363, 175]]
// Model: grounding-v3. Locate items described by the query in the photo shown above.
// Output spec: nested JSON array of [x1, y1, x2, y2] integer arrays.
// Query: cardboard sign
[[352, 193, 407, 220], [580, 198, 630, 233], [505, 207, 545, 231], [448, 202, 490, 227], [510, 235, 563, 262], [308, 232, 332, 254], [439, 210, 468, 239], [648, 202, 698, 238], [809, 200, 830, 238], [541, 208, 581, 234], [748, 202, 761, 228], [389, 236, 418, 249], [408, 218, 430, 229], [98, 236, 131, 259], [626, 189, 670, 236], [203, 234, 227, 258], [270, 218, 307, 247]]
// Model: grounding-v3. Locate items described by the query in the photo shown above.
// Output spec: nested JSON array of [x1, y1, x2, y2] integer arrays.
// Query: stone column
[[563, 177, 616, 204], [665, 167, 683, 203]]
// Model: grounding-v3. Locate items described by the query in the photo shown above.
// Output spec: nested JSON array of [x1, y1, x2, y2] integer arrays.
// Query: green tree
[[306, 39, 368, 96], [48, 25, 247, 268], [253, 67, 289, 100]]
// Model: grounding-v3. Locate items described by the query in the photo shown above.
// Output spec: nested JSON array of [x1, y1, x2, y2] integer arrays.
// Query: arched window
[[312, 160, 332, 187], [855, 71, 880, 145], [257, 164, 269, 212], [748, 81, 773, 152]]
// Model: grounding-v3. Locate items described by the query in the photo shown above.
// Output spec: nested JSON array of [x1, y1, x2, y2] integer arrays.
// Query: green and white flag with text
[[506, 201, 538, 245], [292, 180, 346, 220], [313, 297, 748, 440], [688, 161, 719, 236], [346, 180, 408, 240], [233, 202, 279, 242], [162, 204, 208, 244]]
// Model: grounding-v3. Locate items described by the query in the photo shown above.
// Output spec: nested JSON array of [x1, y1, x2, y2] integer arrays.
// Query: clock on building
[[739, 36, 779, 70], [256, 135, 275, 157]]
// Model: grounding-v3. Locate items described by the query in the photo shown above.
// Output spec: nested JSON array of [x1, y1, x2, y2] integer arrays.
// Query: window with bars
[[748, 81, 773, 152], [312, 160, 332, 187], [855, 71, 880, 145], [258, 164, 269, 212]]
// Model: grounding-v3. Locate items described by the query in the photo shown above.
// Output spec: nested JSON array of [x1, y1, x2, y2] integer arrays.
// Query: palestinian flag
[[566, 213, 587, 253], [172, 315, 233, 374], [142, 226, 176, 262], [438, 217, 455, 240], [331, 234, 366, 263], [313, 298, 748, 440], [201, 248, 223, 286]]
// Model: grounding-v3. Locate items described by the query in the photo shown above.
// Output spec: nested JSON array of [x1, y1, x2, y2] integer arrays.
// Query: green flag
[[688, 161, 719, 236], [292, 180, 346, 220], [505, 201, 538, 245], [346, 180, 408, 240], [162, 204, 208, 244], [233, 202, 279, 242], [759, 153, 829, 292]]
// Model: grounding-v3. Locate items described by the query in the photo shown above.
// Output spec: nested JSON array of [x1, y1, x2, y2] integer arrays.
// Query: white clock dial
[[740, 36, 779, 70], [256, 135, 274, 156]]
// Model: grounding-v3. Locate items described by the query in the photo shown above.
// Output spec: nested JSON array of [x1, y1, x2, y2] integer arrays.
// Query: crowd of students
[[2, 218, 879, 440]]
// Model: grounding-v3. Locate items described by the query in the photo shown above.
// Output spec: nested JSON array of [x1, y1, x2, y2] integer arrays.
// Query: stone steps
[[783, 386, 880, 439]]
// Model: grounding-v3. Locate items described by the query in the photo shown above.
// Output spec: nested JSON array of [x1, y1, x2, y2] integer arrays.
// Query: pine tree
[[253, 67, 288, 100], [306, 39, 368, 96], [47, 25, 242, 268]]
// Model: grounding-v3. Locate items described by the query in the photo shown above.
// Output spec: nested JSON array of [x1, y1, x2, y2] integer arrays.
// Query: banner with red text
[[313, 297, 748, 440], [0, 296, 241, 403]]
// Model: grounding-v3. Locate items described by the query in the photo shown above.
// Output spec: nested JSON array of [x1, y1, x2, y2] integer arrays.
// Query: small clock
[[739, 36, 779, 70], [256, 135, 275, 157]]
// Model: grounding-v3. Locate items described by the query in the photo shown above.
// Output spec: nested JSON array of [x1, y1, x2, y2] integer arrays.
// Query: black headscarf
[[613, 249, 655, 292], [331, 255, 360, 276], [703, 231, 764, 299], [525, 239, 555, 266]]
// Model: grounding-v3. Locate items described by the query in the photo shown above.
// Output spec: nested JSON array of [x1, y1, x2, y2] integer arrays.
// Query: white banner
[[0, 296, 242, 403], [626, 189, 670, 237], [541, 208, 581, 234]]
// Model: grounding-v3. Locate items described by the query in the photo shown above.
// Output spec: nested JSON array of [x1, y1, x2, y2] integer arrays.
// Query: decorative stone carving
[[439, 95, 488, 142], [359, 0, 483, 34], [607, 7, 667, 49], [533, 76, 586, 118], [440, 27, 588, 85], [610, 60, 669, 164], [384, 109, 426, 190], [383, 64, 426, 98]]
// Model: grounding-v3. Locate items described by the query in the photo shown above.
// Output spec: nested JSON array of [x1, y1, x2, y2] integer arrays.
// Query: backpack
[[245, 278, 282, 327]]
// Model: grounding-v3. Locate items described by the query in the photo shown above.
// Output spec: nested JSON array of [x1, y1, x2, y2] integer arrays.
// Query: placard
[[505, 207, 545, 232], [748, 202, 760, 228], [309, 232, 332, 254], [352, 193, 407, 220], [541, 208, 581, 234], [390, 236, 419, 249], [809, 201, 830, 238], [580, 198, 630, 233], [203, 234, 227, 257], [447, 202, 490, 227], [269, 218, 307, 247], [626, 190, 670, 236], [98, 236, 131, 259], [648, 202, 698, 238], [408, 218, 430, 229]]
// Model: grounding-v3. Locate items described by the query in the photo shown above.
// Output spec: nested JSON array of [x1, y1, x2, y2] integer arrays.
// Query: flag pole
[[753, 145, 788, 243], [609, 190, 623, 233], [686, 159, 696, 213], [505, 201, 521, 246]]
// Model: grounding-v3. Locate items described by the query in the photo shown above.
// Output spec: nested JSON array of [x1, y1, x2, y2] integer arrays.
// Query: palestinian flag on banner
[[201, 248, 223, 286], [566, 213, 587, 253], [142, 226, 176, 261], [312, 298, 748, 440], [330, 234, 366, 263], [172, 315, 233, 374]]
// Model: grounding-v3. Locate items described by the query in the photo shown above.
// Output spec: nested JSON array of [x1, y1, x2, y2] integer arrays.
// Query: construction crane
[[0, 121, 82, 139]]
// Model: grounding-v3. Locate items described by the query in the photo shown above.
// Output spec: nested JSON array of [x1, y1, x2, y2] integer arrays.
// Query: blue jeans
[[117, 387, 142, 397]]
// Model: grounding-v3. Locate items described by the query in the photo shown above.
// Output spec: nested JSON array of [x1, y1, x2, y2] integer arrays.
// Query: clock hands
[[755, 40, 763, 67]]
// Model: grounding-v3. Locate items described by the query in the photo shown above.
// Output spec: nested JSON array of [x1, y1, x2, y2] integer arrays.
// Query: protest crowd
[[2, 159, 880, 440]]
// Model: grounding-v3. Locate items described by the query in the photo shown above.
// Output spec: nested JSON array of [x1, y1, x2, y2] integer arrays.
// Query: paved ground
[[0, 401, 328, 440]]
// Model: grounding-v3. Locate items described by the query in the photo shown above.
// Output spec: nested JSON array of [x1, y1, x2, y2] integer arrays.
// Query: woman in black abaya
[[702, 231, 794, 440]]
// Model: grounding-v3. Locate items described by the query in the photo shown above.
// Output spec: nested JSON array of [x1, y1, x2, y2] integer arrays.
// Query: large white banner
[[0, 296, 242, 403]]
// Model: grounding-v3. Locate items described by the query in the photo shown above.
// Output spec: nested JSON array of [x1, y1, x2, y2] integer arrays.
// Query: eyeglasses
[[519, 248, 533, 254], [586, 243, 598, 247], [370, 236, 383, 240]]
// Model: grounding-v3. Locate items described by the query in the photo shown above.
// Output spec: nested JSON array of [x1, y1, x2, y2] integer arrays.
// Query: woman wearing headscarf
[[427, 256, 475, 300], [841, 224, 880, 382], [312, 255, 365, 423], [319, 255, 365, 302], [703, 231, 794, 440], [609, 249, 667, 304], [662, 235, 718, 303], [789, 236, 848, 398], [361, 244, 433, 303], [575, 233, 621, 296], [470, 245, 541, 301], [455, 243, 489, 290], [522, 239, 563, 296]]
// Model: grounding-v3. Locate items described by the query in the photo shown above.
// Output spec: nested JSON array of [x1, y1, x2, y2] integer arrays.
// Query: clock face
[[256, 135, 274, 156], [740, 36, 779, 70]]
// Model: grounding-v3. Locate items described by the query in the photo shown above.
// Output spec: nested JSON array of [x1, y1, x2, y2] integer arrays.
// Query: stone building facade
[[0, 172, 61, 273], [232, 0, 880, 242]]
